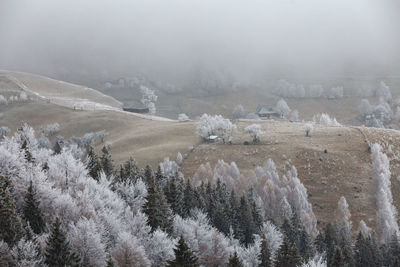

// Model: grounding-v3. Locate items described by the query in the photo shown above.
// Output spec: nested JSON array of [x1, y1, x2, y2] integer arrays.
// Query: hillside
[[1, 71, 400, 233]]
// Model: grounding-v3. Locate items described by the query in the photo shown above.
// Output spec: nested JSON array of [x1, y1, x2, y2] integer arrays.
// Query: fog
[[0, 0, 399, 84]]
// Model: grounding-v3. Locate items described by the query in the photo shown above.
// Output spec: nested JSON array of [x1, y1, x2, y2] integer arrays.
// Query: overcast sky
[[0, 0, 399, 82]]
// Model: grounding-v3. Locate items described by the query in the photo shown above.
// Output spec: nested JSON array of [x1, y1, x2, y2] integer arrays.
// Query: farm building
[[256, 105, 280, 119]]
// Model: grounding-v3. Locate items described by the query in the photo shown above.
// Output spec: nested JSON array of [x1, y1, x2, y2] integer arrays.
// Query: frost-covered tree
[[0, 94, 8, 105], [371, 144, 399, 244], [301, 254, 326, 267], [304, 123, 313, 137], [232, 104, 245, 120], [40, 123, 60, 137], [360, 99, 372, 117], [312, 113, 341, 126], [178, 113, 189, 122], [140, 86, 158, 115], [335, 196, 352, 232], [176, 152, 183, 166], [11, 238, 44, 267], [275, 99, 291, 118], [68, 218, 107, 267], [19, 91, 28, 102], [0, 240, 14, 266], [376, 81, 392, 102], [245, 124, 264, 143], [112, 231, 151, 267], [329, 86, 344, 99], [290, 110, 299, 122], [146, 229, 176, 266], [196, 114, 236, 143]]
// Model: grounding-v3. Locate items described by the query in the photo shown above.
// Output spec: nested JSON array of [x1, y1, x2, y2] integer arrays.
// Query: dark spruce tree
[[144, 165, 153, 185], [164, 175, 184, 216], [182, 179, 196, 217], [258, 237, 272, 267], [238, 195, 256, 246], [21, 140, 34, 163], [100, 145, 114, 177], [143, 177, 173, 233], [86, 146, 101, 181], [23, 181, 45, 234], [45, 218, 81, 267], [275, 237, 301, 267], [330, 247, 344, 267], [0, 179, 24, 246], [155, 165, 165, 185], [167, 235, 199, 267], [227, 252, 244, 267]]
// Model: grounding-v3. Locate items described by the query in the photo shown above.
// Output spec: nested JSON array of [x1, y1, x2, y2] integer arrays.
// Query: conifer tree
[[155, 165, 165, 185], [298, 227, 313, 261], [44, 218, 81, 267], [106, 255, 115, 267], [21, 140, 34, 163], [258, 237, 272, 267], [86, 146, 101, 180], [165, 175, 184, 216], [330, 247, 344, 267], [144, 165, 153, 185], [238, 195, 256, 246], [182, 179, 196, 217], [143, 177, 173, 233], [100, 146, 114, 177], [23, 181, 45, 234], [0, 181, 24, 246], [166, 236, 199, 267], [275, 237, 301, 267], [227, 252, 244, 267]]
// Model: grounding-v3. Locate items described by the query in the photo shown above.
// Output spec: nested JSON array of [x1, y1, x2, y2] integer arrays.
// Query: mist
[[0, 0, 399, 84]]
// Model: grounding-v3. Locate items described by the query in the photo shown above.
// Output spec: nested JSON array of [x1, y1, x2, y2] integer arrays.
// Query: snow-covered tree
[[304, 123, 313, 137], [376, 81, 392, 102], [19, 91, 28, 102], [371, 143, 399, 244], [245, 124, 264, 143], [335, 196, 352, 232], [178, 113, 189, 122], [196, 114, 236, 143], [358, 220, 371, 238], [360, 99, 372, 117], [290, 110, 299, 122], [40, 123, 60, 137], [275, 99, 291, 118], [11, 239, 44, 267], [176, 152, 183, 166], [329, 86, 344, 99], [140, 86, 158, 115], [312, 113, 341, 126], [112, 231, 151, 267], [301, 254, 327, 267], [0, 95, 7, 105], [232, 104, 245, 120], [68, 218, 107, 267]]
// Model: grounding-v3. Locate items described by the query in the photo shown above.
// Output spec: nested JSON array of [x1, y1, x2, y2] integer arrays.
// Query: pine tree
[[100, 146, 114, 177], [275, 237, 301, 267], [182, 179, 196, 217], [227, 252, 244, 267], [281, 218, 296, 246], [23, 181, 45, 234], [155, 165, 165, 185], [331, 247, 344, 267], [143, 177, 173, 233], [165, 175, 184, 216], [0, 180, 24, 246], [238, 195, 256, 246], [44, 218, 81, 267], [21, 140, 34, 163], [86, 146, 101, 181], [106, 255, 115, 267], [298, 227, 313, 261], [166, 236, 199, 267], [144, 165, 153, 185], [258, 237, 272, 267]]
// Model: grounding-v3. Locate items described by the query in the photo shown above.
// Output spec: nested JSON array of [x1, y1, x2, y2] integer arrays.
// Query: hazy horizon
[[1, 0, 399, 84]]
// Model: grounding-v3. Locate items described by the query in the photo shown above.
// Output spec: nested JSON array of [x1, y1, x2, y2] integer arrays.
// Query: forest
[[0, 124, 399, 267]]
